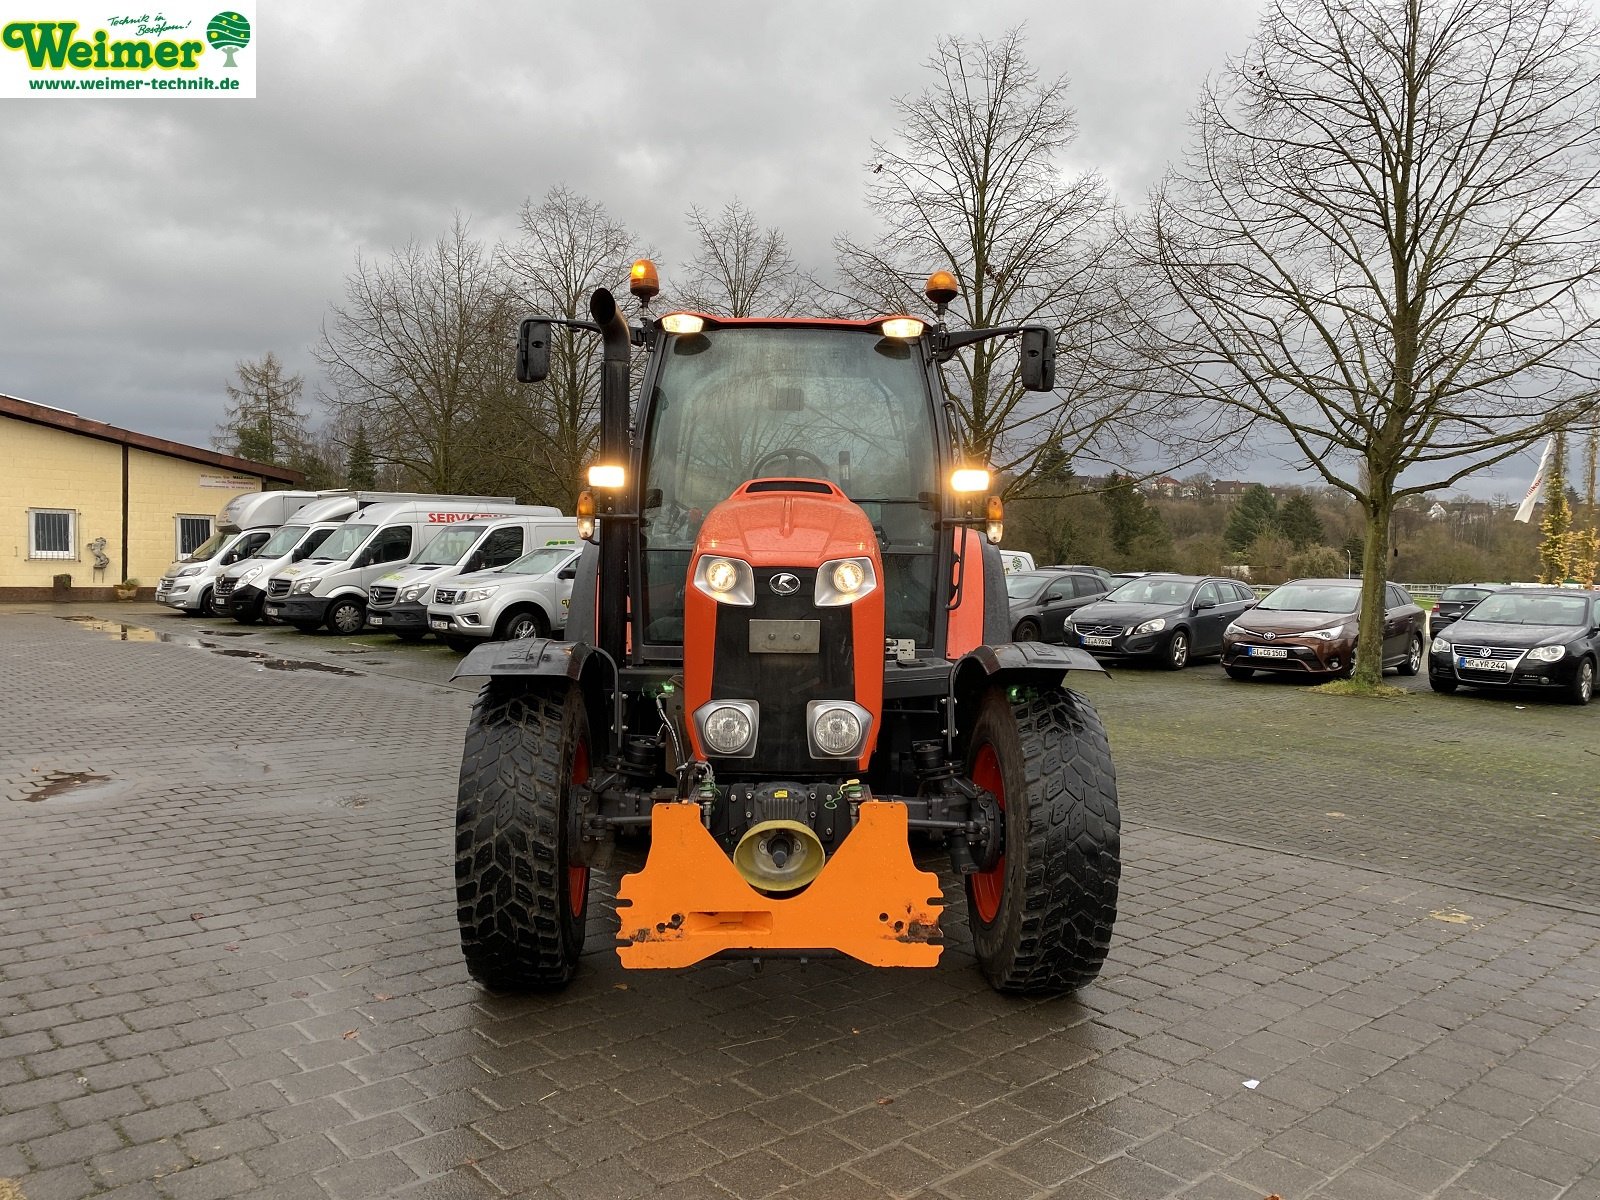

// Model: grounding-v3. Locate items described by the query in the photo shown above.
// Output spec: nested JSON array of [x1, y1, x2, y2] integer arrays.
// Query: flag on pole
[[1514, 435, 1558, 523]]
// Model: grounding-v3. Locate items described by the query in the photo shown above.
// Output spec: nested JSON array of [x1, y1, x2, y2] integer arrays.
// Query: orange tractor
[[453, 264, 1120, 995]]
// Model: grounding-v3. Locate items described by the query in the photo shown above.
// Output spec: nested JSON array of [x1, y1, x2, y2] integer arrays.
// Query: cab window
[[477, 528, 524, 569], [369, 526, 413, 564]]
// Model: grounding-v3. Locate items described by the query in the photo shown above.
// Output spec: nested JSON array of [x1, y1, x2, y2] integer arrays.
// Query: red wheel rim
[[969, 743, 1006, 925], [567, 737, 591, 916]]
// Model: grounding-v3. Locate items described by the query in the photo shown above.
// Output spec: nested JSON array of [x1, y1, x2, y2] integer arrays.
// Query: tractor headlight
[[1132, 618, 1166, 635], [462, 585, 499, 603], [400, 584, 428, 603], [693, 556, 754, 606], [815, 557, 877, 607], [807, 701, 871, 758], [695, 701, 757, 757], [1528, 644, 1565, 662]]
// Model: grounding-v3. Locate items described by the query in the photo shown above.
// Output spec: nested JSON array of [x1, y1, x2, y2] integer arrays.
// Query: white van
[[365, 516, 578, 639], [155, 489, 326, 615], [263, 498, 556, 634], [215, 492, 448, 623], [425, 544, 582, 650], [1000, 550, 1036, 574]]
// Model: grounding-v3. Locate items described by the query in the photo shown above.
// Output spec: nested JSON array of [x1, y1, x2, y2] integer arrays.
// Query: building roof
[[0, 393, 303, 485]]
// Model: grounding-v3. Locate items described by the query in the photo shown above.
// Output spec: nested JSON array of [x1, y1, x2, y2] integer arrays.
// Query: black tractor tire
[[964, 686, 1120, 995], [326, 597, 366, 635], [1566, 656, 1595, 706], [1429, 676, 1458, 694], [456, 681, 591, 990], [498, 607, 550, 642], [1013, 619, 1043, 643], [1163, 628, 1190, 670], [1224, 665, 1254, 680], [289, 621, 320, 634], [1398, 633, 1423, 677], [394, 630, 426, 643]]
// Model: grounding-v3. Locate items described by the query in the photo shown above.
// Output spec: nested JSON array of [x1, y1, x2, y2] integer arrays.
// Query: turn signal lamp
[[629, 258, 660, 303], [576, 489, 597, 542], [587, 463, 626, 490], [660, 312, 705, 335], [986, 494, 1005, 545], [881, 317, 925, 340], [951, 467, 991, 493], [925, 270, 959, 306]]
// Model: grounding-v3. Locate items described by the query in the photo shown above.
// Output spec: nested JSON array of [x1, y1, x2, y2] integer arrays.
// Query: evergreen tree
[[214, 352, 308, 466], [1538, 434, 1572, 583], [1224, 485, 1280, 553], [1277, 494, 1324, 550], [1100, 474, 1173, 566], [346, 423, 377, 489]]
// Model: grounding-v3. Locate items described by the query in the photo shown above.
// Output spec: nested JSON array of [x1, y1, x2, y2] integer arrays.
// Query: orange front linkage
[[615, 802, 943, 969]]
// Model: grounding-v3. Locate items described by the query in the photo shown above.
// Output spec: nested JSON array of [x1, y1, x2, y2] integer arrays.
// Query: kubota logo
[[770, 572, 800, 596]]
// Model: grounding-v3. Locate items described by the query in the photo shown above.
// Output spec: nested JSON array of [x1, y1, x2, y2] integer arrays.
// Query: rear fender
[[948, 641, 1106, 757]]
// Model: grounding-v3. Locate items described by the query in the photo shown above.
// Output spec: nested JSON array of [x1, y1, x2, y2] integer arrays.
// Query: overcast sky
[[0, 0, 1553, 500]]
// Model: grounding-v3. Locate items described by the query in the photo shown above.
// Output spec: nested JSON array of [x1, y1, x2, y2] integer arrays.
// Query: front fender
[[948, 640, 1107, 756], [453, 637, 599, 682]]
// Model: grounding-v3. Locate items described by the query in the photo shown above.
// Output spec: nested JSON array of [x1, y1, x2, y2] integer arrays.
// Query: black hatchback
[[1431, 583, 1510, 633], [1429, 588, 1600, 705], [1068, 574, 1258, 669]]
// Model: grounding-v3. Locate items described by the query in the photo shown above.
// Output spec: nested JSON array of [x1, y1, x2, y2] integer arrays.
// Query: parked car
[[1221, 578, 1426, 679], [1428, 587, 1600, 705], [1430, 583, 1510, 633], [1044, 563, 1114, 586], [426, 545, 582, 652], [1005, 569, 1111, 643], [1068, 574, 1258, 669]]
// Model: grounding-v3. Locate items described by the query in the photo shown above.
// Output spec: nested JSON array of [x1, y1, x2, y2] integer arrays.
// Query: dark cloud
[[20, 2, 1545, 498]]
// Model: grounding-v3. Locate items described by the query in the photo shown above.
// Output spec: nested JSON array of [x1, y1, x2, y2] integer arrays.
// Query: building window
[[27, 509, 76, 560], [176, 515, 214, 557]]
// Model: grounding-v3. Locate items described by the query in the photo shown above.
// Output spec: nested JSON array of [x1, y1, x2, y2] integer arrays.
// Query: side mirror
[[464, 554, 483, 573], [557, 565, 577, 581], [1195, 597, 1217, 611], [291, 547, 307, 562], [1019, 326, 1056, 392], [516, 318, 551, 383]]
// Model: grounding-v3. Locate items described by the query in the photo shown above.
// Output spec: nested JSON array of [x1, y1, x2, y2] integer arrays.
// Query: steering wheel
[[752, 447, 830, 480]]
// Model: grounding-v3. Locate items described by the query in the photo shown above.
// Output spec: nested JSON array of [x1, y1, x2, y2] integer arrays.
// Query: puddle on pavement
[[61, 616, 162, 642], [17, 770, 110, 802], [58, 616, 361, 676]]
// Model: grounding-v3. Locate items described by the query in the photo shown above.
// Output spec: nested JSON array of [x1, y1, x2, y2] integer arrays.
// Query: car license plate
[[430, 619, 450, 631], [1459, 656, 1511, 671], [265, 604, 281, 616], [1083, 635, 1113, 647], [368, 615, 384, 625], [1247, 645, 1288, 658]]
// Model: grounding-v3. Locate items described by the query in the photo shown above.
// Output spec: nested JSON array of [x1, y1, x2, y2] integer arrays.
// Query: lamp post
[[1345, 549, 1353, 579]]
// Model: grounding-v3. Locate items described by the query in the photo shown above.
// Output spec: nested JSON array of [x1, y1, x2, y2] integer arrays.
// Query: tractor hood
[[697, 480, 876, 568]]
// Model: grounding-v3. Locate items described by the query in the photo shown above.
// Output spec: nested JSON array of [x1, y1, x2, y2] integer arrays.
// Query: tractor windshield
[[640, 326, 941, 645]]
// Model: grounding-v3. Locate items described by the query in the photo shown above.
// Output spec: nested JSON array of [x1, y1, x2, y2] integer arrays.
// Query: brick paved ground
[[2, 608, 1598, 1199]]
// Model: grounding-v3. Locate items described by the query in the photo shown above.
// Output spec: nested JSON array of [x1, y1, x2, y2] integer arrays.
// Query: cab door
[[357, 525, 414, 589]]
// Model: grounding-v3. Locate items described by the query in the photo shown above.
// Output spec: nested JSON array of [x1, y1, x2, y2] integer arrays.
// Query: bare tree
[[832, 28, 1157, 485], [214, 351, 309, 467], [497, 186, 646, 509], [677, 199, 805, 316], [316, 216, 517, 495], [1134, 0, 1600, 685]]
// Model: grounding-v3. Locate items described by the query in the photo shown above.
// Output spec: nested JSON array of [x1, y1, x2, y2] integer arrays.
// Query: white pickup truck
[[425, 545, 581, 651]]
